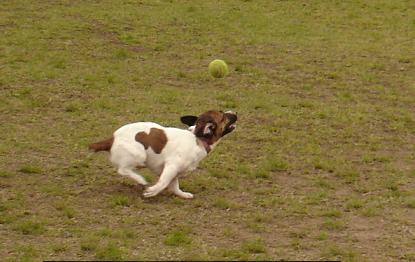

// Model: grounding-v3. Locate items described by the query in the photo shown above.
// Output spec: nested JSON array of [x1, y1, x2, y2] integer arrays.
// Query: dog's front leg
[[168, 178, 193, 199], [143, 164, 178, 198]]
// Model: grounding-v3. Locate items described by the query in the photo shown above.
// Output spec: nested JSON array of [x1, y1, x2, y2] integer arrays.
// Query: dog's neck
[[197, 138, 211, 154]]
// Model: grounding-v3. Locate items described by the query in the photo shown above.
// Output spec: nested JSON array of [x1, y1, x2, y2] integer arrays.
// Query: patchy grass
[[18, 165, 42, 174], [213, 197, 236, 209], [1, 0, 414, 261], [80, 237, 99, 252], [109, 195, 131, 207], [0, 170, 15, 178], [95, 242, 123, 260], [242, 238, 267, 254], [321, 244, 358, 262], [13, 220, 46, 235], [164, 228, 193, 247]]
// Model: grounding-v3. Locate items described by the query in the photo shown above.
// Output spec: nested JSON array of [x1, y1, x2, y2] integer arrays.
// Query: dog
[[89, 110, 238, 199]]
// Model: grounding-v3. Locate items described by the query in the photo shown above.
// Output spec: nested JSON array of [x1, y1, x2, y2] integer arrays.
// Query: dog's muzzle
[[223, 111, 238, 136]]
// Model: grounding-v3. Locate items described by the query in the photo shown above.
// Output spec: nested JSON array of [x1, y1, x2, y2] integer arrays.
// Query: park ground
[[0, 0, 415, 261]]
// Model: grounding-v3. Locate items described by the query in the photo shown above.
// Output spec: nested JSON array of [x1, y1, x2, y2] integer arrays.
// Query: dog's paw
[[143, 186, 159, 198], [138, 179, 148, 186], [177, 192, 194, 199]]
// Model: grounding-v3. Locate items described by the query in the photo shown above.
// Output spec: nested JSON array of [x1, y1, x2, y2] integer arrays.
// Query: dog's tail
[[89, 137, 114, 152]]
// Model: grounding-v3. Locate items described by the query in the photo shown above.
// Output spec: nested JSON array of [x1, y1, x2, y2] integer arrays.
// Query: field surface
[[1, 0, 415, 261]]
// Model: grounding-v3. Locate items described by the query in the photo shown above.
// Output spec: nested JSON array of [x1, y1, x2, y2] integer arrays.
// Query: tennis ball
[[208, 59, 229, 78]]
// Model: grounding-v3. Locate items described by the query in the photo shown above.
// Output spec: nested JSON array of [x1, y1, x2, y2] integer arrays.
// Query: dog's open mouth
[[223, 112, 237, 136], [226, 123, 236, 133]]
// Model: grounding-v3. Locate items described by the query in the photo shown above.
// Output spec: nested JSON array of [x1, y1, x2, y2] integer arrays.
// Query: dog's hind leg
[[168, 178, 193, 199], [117, 167, 148, 186], [110, 142, 148, 186]]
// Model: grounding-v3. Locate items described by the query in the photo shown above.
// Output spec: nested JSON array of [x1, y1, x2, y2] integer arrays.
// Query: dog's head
[[181, 110, 238, 144]]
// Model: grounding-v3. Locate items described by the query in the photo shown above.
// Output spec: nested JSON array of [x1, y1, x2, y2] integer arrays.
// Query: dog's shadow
[[98, 177, 175, 202]]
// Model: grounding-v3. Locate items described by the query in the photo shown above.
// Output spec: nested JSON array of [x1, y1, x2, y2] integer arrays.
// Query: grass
[[242, 238, 267, 254], [0, 170, 15, 178], [1, 0, 414, 260], [164, 229, 193, 247], [213, 197, 234, 209], [95, 242, 123, 260], [109, 195, 131, 207], [13, 220, 46, 235], [18, 165, 42, 174]]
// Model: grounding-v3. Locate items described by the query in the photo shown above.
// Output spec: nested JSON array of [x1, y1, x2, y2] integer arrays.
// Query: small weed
[[242, 238, 267, 254], [385, 181, 399, 192], [306, 191, 328, 205], [0, 170, 14, 177], [95, 242, 123, 260], [51, 243, 67, 253], [213, 198, 232, 209], [164, 230, 192, 246], [14, 220, 46, 235], [51, 59, 66, 69], [361, 206, 380, 217], [235, 163, 251, 175], [321, 208, 342, 218], [81, 237, 99, 252], [40, 184, 65, 196], [114, 49, 129, 59], [291, 239, 302, 250], [110, 195, 130, 207], [402, 253, 415, 261], [223, 227, 236, 238], [209, 168, 229, 178], [55, 202, 76, 218], [289, 230, 308, 239], [336, 169, 360, 184], [346, 198, 364, 210], [235, 65, 244, 72], [253, 168, 270, 179], [16, 245, 38, 261], [317, 232, 329, 240], [245, 222, 265, 233], [252, 213, 272, 223], [404, 197, 415, 208], [177, 71, 187, 78], [18, 165, 42, 174], [97, 228, 112, 237], [65, 103, 80, 113], [322, 219, 345, 231], [221, 248, 249, 260], [265, 157, 288, 172], [63, 207, 76, 219], [314, 178, 333, 189], [313, 159, 335, 173], [322, 244, 357, 261]]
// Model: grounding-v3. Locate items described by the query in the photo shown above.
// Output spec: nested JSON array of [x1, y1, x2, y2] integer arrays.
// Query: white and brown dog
[[89, 110, 238, 199]]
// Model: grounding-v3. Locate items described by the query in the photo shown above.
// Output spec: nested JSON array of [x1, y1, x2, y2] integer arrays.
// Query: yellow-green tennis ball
[[208, 59, 229, 78]]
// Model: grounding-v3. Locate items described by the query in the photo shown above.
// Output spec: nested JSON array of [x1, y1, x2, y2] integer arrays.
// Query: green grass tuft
[[95, 242, 123, 260], [164, 230, 192, 247], [404, 197, 415, 209], [81, 237, 99, 252], [242, 238, 267, 254], [110, 195, 131, 207], [18, 165, 42, 174], [14, 221, 46, 235], [0, 170, 15, 178]]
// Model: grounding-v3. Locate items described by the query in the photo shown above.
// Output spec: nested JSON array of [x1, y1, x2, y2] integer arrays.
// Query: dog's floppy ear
[[180, 115, 198, 126]]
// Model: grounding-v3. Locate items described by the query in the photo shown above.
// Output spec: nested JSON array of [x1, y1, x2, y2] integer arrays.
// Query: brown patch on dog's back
[[135, 128, 167, 154]]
